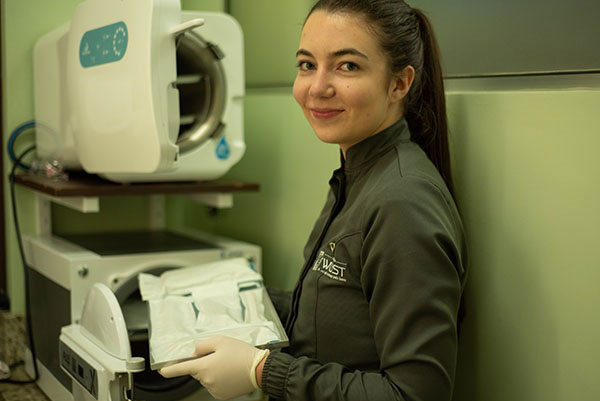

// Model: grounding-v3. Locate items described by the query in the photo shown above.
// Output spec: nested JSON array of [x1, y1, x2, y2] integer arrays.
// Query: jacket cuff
[[261, 351, 295, 400]]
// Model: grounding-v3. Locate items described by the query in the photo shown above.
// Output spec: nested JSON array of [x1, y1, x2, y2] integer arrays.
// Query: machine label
[[60, 341, 99, 399], [80, 21, 128, 68]]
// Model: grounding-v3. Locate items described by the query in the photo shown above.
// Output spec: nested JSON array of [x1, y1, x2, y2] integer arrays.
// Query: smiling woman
[[159, 2, 468, 401], [293, 11, 414, 156]]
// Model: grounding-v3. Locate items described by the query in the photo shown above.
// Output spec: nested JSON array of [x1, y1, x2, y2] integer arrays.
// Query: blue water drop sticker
[[215, 137, 230, 160]]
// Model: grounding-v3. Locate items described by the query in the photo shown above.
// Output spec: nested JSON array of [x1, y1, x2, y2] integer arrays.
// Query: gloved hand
[[159, 336, 269, 400]]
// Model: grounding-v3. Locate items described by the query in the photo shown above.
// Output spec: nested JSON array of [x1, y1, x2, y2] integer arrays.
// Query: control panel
[[79, 21, 128, 68], [60, 341, 99, 399]]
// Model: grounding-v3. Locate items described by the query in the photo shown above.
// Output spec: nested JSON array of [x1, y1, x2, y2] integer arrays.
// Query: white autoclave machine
[[24, 0, 270, 400], [34, 0, 245, 182], [24, 230, 264, 401]]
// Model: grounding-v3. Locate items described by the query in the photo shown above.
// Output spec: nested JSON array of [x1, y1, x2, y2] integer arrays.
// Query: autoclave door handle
[[171, 18, 205, 37]]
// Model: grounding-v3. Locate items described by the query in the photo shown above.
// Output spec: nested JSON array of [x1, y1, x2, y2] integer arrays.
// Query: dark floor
[[0, 311, 49, 401], [0, 364, 49, 401]]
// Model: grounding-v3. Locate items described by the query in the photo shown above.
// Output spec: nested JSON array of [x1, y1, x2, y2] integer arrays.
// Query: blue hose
[[7, 120, 35, 170]]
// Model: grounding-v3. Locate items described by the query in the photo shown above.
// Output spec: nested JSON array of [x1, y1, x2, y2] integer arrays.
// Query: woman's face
[[293, 11, 405, 155]]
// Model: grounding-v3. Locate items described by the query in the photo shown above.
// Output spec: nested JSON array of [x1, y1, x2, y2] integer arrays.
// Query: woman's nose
[[308, 70, 335, 98]]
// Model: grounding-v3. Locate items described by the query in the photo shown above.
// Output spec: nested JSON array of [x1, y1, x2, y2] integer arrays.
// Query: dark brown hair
[[307, 0, 454, 196]]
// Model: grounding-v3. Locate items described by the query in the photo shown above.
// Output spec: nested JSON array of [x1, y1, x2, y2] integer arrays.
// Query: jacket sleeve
[[261, 176, 467, 401]]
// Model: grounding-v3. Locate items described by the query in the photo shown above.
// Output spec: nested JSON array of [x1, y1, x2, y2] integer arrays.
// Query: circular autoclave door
[[175, 30, 227, 154]]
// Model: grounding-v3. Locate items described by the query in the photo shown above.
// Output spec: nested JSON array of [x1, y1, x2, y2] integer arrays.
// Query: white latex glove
[[159, 336, 269, 400]]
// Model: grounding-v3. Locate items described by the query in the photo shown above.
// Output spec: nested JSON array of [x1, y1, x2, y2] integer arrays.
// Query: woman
[[160, 1, 468, 400]]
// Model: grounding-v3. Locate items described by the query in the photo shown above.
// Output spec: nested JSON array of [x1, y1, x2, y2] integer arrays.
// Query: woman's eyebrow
[[295, 48, 369, 59], [296, 48, 313, 58], [331, 48, 369, 59]]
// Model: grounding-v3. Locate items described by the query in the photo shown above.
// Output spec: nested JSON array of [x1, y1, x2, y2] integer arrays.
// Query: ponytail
[[406, 9, 454, 197]]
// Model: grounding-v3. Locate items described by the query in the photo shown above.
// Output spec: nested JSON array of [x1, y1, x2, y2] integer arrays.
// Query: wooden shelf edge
[[13, 174, 260, 197]]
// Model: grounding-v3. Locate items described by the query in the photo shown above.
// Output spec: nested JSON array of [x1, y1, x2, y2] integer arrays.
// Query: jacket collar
[[343, 119, 411, 173]]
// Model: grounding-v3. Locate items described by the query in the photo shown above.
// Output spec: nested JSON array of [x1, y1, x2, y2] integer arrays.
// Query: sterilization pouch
[[139, 258, 288, 369]]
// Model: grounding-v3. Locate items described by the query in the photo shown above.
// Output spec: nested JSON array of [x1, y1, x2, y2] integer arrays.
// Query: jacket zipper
[[285, 168, 346, 334]]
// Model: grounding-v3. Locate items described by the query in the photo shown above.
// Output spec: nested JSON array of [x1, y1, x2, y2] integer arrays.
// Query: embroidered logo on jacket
[[312, 250, 347, 282]]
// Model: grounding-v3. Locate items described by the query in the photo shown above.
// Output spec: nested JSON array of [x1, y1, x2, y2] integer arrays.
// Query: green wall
[[181, 0, 224, 12], [231, 1, 313, 87], [447, 87, 600, 401], [3, 0, 83, 315]]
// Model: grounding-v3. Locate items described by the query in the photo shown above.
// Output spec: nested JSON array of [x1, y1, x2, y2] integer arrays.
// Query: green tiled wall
[[447, 88, 600, 401], [3, 0, 84, 315], [181, 0, 225, 12], [230, 0, 313, 87]]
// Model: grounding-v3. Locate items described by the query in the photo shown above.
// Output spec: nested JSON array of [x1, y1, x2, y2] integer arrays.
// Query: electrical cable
[[7, 121, 35, 170], [1, 144, 39, 385]]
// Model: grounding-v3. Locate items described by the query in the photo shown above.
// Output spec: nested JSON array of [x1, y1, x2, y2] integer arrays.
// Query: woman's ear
[[389, 65, 415, 103]]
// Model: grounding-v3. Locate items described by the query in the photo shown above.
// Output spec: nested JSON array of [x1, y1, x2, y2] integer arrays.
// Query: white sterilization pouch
[[139, 258, 288, 369]]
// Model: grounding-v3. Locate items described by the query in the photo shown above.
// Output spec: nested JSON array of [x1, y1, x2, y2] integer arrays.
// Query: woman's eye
[[297, 61, 315, 71], [340, 62, 359, 72]]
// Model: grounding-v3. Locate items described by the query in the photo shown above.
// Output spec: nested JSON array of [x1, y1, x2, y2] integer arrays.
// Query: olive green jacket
[[263, 119, 468, 401]]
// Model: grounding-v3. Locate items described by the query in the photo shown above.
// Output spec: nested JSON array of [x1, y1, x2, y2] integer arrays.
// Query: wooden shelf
[[13, 173, 260, 197]]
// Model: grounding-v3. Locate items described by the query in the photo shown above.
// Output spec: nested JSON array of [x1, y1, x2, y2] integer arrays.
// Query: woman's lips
[[310, 108, 344, 120]]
